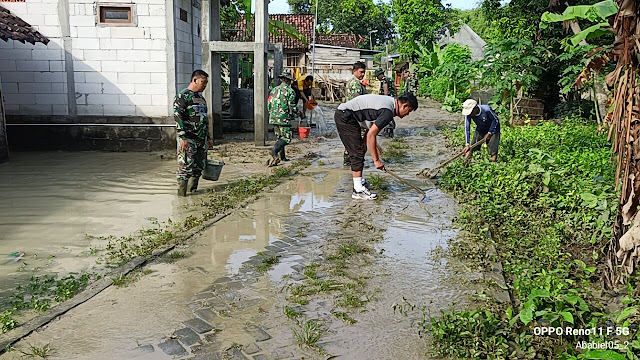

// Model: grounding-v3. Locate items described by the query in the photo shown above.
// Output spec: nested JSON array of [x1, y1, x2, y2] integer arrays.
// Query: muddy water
[[1, 169, 345, 360], [0, 151, 252, 297]]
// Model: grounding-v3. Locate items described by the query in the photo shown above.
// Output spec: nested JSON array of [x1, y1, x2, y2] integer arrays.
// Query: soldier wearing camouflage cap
[[267, 70, 305, 167], [174, 69, 213, 196]]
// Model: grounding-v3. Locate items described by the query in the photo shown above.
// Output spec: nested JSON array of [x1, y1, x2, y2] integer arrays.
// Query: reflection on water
[[0, 151, 244, 296]]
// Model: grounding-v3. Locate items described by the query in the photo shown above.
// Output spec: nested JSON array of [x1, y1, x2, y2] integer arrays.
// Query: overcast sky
[[267, 0, 481, 14]]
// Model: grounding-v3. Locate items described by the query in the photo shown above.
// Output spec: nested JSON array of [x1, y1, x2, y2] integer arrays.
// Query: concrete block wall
[[0, 0, 69, 117], [0, 0, 175, 119], [175, 0, 201, 91]]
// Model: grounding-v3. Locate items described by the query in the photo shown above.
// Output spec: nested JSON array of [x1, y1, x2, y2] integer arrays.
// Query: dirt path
[[1, 100, 478, 359]]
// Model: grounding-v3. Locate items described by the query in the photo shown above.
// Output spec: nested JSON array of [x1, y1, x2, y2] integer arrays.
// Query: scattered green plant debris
[[333, 311, 357, 324], [254, 255, 280, 273], [163, 251, 187, 263], [8, 273, 93, 314], [0, 309, 17, 334], [365, 174, 389, 192], [285, 306, 303, 319], [18, 343, 51, 359], [382, 138, 409, 162], [293, 319, 326, 348], [111, 273, 127, 287]]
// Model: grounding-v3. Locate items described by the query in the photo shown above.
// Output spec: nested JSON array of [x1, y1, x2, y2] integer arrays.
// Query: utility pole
[[311, 0, 318, 77]]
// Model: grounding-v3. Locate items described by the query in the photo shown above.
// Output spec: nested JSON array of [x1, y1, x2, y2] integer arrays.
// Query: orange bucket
[[298, 126, 311, 138], [306, 99, 318, 110]]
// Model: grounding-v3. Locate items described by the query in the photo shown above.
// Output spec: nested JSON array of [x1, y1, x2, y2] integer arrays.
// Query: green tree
[[392, 0, 452, 56], [286, 0, 394, 48]]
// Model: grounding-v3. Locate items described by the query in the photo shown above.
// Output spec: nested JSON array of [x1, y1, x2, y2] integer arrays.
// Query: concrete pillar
[[211, 0, 223, 139], [230, 54, 239, 90], [58, 0, 76, 118], [272, 43, 283, 86], [201, 0, 213, 141], [254, 0, 269, 146], [0, 75, 8, 163]]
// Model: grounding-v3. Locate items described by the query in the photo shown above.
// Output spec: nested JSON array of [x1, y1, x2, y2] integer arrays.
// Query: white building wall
[[174, 0, 201, 91], [0, 0, 174, 118], [0, 0, 68, 116]]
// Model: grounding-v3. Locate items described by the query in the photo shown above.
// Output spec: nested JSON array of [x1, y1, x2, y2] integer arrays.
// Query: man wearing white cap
[[461, 99, 501, 162]]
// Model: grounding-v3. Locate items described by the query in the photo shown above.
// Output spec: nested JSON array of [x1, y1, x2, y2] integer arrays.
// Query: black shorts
[[294, 88, 312, 104], [335, 110, 366, 172]]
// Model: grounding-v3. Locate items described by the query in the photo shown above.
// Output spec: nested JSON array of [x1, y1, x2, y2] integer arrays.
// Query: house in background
[[0, 0, 202, 151], [265, 14, 378, 79], [0, 5, 49, 162], [438, 24, 486, 61]]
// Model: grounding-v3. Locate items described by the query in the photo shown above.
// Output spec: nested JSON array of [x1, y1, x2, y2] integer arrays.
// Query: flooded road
[[0, 103, 471, 359]]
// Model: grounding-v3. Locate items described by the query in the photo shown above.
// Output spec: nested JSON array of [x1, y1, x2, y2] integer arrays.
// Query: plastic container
[[298, 126, 311, 139], [202, 159, 225, 181], [306, 99, 318, 110]]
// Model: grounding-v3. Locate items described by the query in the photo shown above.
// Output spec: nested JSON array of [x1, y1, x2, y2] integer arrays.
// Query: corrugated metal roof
[[316, 34, 358, 48], [0, 5, 48, 45]]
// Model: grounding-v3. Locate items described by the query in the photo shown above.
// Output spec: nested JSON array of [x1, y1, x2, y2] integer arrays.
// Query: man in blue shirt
[[462, 99, 501, 162]]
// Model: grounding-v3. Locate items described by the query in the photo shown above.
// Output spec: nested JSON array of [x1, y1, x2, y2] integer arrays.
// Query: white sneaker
[[361, 178, 370, 190], [352, 188, 377, 200]]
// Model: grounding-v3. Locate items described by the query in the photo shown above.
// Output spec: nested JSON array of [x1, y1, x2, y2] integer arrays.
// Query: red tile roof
[[0, 5, 48, 45], [269, 14, 314, 52], [228, 14, 359, 52]]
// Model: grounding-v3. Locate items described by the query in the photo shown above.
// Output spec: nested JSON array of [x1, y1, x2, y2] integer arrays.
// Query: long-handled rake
[[416, 138, 486, 179]]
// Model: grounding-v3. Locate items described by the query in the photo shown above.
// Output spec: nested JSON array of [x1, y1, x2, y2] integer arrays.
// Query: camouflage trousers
[[274, 125, 293, 144], [177, 138, 207, 180]]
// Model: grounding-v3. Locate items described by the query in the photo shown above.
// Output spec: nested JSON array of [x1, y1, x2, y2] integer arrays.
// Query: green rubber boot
[[178, 179, 188, 197], [189, 176, 200, 193]]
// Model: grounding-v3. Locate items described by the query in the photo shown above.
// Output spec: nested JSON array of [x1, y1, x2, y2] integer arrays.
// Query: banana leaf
[[540, 0, 618, 29]]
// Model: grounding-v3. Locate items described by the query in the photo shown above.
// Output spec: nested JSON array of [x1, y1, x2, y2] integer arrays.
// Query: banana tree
[[543, 0, 640, 288]]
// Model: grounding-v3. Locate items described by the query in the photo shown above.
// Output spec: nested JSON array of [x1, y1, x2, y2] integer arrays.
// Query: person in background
[[343, 61, 368, 166], [335, 93, 418, 200], [174, 70, 213, 197], [291, 74, 314, 118], [403, 68, 419, 94], [461, 99, 501, 162], [375, 68, 397, 138], [267, 70, 305, 167]]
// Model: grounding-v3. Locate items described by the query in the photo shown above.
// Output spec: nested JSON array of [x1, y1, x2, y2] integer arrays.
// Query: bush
[[415, 43, 476, 112]]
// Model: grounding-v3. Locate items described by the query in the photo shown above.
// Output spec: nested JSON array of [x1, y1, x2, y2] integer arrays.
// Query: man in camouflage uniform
[[174, 69, 213, 196], [343, 62, 368, 166], [404, 69, 419, 94], [267, 70, 305, 167], [345, 61, 367, 101], [375, 68, 397, 138]]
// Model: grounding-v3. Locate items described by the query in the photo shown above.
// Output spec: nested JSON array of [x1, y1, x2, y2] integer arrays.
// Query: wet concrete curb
[[484, 243, 512, 305], [0, 194, 260, 354]]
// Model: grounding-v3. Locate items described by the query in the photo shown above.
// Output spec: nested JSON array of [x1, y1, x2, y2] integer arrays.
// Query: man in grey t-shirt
[[335, 93, 418, 200]]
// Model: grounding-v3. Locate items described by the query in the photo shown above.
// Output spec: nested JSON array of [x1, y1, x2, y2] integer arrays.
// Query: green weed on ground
[[410, 118, 640, 359], [382, 138, 409, 163]]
